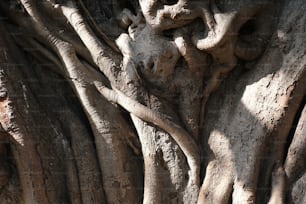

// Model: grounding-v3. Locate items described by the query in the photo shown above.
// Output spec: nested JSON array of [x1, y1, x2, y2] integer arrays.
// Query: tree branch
[[94, 81, 200, 187], [59, 1, 121, 84]]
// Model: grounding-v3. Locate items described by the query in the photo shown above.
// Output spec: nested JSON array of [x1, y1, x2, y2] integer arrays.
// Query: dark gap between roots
[[283, 94, 306, 162]]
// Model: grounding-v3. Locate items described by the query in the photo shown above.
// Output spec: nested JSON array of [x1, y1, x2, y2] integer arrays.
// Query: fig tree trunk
[[0, 0, 305, 203]]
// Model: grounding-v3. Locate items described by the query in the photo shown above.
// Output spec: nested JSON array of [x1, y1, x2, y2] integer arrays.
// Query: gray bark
[[0, 0, 305, 203]]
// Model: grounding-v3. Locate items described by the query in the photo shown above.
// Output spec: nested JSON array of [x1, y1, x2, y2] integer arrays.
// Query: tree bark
[[0, 0, 305, 203]]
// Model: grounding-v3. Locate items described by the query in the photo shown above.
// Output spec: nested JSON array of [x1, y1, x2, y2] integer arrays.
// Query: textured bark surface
[[0, 0, 305, 203]]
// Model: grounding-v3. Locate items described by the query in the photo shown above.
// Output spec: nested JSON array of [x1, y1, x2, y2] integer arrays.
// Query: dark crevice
[[161, 0, 178, 6], [238, 18, 257, 36], [228, 183, 234, 204], [283, 94, 306, 162], [163, 28, 175, 39]]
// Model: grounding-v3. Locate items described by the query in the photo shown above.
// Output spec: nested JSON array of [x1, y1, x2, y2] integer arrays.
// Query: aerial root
[[94, 81, 201, 187], [268, 162, 286, 204]]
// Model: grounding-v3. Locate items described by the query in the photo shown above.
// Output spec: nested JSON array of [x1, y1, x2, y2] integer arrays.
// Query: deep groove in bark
[[283, 95, 306, 162]]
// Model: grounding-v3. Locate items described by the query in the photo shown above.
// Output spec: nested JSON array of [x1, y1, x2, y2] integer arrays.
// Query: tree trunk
[[0, 0, 305, 203]]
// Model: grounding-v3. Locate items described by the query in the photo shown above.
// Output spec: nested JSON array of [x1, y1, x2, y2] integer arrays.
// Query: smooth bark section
[[268, 163, 286, 204], [197, 160, 234, 204]]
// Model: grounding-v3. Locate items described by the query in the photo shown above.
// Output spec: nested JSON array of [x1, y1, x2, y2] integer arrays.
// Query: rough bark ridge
[[0, 0, 305, 203]]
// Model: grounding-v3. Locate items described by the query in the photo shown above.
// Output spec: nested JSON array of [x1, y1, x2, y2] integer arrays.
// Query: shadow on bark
[[201, 33, 306, 203]]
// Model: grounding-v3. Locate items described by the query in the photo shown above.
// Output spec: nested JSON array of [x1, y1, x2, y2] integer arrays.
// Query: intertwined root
[[0, 0, 286, 203]]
